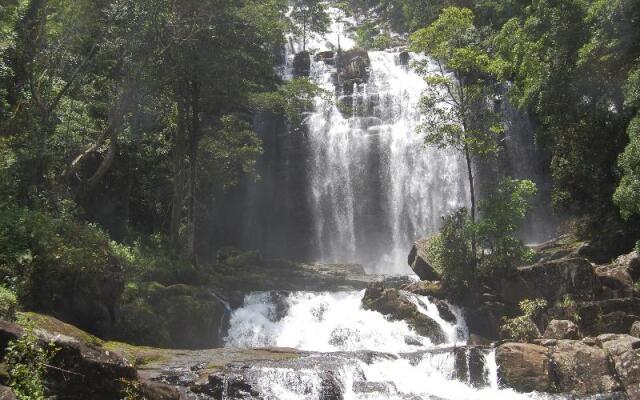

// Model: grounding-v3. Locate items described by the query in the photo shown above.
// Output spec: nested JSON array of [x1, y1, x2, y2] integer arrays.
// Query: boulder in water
[[407, 237, 441, 281], [495, 342, 552, 392], [362, 282, 447, 344]]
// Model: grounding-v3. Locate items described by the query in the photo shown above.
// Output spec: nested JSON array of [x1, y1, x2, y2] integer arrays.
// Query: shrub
[[519, 298, 547, 317], [432, 209, 475, 294], [501, 315, 541, 342], [0, 205, 124, 334], [0, 286, 17, 320], [500, 298, 547, 342], [476, 179, 537, 277], [6, 316, 58, 400]]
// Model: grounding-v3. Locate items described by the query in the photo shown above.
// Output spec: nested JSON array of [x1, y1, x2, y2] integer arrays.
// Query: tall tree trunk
[[185, 79, 200, 265], [170, 98, 189, 250], [464, 142, 477, 263]]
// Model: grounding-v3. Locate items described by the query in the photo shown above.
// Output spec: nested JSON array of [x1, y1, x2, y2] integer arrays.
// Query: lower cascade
[[223, 290, 565, 399]]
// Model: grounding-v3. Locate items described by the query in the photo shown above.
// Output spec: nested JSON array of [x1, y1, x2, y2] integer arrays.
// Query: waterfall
[[224, 290, 564, 399], [306, 50, 469, 274]]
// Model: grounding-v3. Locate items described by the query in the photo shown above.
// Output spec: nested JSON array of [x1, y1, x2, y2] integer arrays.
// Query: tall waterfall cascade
[[225, 12, 563, 400], [307, 50, 469, 274]]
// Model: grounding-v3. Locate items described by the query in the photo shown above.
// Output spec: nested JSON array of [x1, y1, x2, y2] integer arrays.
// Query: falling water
[[224, 291, 566, 400], [306, 50, 469, 274]]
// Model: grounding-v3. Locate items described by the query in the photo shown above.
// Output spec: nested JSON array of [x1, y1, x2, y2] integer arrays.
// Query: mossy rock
[[117, 283, 226, 349]]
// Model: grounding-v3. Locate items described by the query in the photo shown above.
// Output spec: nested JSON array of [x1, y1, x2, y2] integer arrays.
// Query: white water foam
[[225, 290, 568, 400]]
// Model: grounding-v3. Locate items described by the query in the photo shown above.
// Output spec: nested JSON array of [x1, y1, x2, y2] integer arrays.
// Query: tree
[[290, 0, 330, 52], [476, 178, 537, 274], [614, 67, 640, 219], [410, 7, 502, 256]]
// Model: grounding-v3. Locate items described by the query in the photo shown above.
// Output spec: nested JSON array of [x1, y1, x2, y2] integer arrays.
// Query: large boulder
[[597, 334, 640, 399], [543, 320, 581, 340], [549, 298, 640, 336], [0, 386, 15, 400], [577, 226, 638, 264], [407, 237, 440, 281], [495, 343, 551, 392], [362, 282, 446, 344], [596, 251, 640, 299], [499, 258, 600, 306], [549, 340, 621, 395], [0, 316, 180, 400]]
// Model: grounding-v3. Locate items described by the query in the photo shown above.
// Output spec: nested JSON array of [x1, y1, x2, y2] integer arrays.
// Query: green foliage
[[477, 179, 537, 275], [614, 67, 640, 219], [290, 0, 331, 50], [6, 316, 58, 400], [519, 298, 547, 318], [251, 78, 330, 126], [492, 0, 638, 222], [429, 179, 536, 290], [0, 204, 120, 304], [0, 286, 17, 321], [501, 299, 546, 342], [501, 315, 540, 342], [429, 209, 475, 292], [120, 379, 143, 400]]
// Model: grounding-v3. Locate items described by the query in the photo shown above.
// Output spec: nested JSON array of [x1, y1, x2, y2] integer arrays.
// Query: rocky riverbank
[[403, 232, 640, 399]]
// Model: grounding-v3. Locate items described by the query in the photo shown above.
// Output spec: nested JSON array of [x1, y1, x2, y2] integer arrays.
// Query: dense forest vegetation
[[0, 0, 639, 361]]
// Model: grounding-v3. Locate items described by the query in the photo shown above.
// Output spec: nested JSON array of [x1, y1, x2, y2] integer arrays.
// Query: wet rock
[[0, 386, 16, 400], [399, 51, 410, 66], [434, 300, 457, 324], [315, 50, 335, 65], [401, 280, 444, 298], [549, 340, 621, 395], [362, 283, 446, 344], [404, 335, 423, 346], [352, 381, 394, 394], [543, 320, 581, 340], [453, 347, 487, 387], [320, 370, 344, 400], [194, 372, 260, 399], [407, 237, 441, 281], [499, 258, 600, 306], [495, 342, 551, 392], [267, 290, 290, 321], [293, 51, 311, 77], [337, 48, 370, 92]]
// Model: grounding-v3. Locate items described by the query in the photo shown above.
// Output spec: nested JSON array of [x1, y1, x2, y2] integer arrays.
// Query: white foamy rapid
[[305, 48, 468, 275], [225, 290, 564, 400]]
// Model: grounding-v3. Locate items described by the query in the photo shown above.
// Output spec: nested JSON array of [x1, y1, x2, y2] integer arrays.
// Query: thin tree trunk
[[170, 98, 188, 250], [464, 142, 477, 263], [185, 79, 200, 265]]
